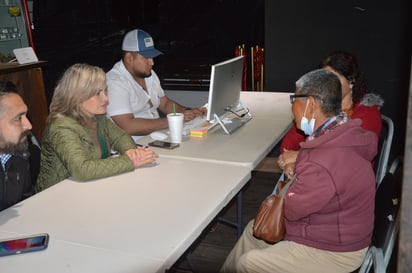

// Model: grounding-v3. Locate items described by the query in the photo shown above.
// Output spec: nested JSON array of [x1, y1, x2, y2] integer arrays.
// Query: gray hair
[[295, 69, 342, 116]]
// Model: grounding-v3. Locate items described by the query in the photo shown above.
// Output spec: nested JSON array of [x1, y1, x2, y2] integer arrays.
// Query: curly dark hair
[[321, 51, 368, 105]]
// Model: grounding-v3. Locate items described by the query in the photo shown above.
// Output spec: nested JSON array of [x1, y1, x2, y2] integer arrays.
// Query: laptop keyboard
[[182, 116, 209, 135], [182, 115, 252, 135]]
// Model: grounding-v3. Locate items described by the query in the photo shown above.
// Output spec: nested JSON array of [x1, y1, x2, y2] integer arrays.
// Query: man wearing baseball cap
[[106, 29, 206, 141]]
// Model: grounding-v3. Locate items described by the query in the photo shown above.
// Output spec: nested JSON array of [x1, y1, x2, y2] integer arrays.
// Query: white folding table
[[0, 158, 251, 273]]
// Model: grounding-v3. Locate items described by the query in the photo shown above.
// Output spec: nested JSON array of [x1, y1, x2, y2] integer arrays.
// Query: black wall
[[32, 0, 264, 100], [32, 0, 411, 158], [265, 0, 412, 161]]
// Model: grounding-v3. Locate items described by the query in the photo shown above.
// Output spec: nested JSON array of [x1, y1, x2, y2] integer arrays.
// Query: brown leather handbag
[[252, 175, 296, 244]]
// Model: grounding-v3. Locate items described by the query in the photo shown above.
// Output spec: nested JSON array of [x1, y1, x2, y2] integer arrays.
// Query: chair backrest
[[28, 133, 41, 186], [374, 114, 394, 187], [30, 134, 41, 149], [357, 156, 402, 273], [372, 159, 401, 254]]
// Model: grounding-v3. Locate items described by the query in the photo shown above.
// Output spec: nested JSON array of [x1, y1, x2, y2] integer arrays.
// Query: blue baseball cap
[[122, 29, 163, 58]]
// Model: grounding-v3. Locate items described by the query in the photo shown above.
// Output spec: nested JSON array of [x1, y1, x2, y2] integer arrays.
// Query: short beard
[[0, 130, 31, 158], [135, 70, 152, 79]]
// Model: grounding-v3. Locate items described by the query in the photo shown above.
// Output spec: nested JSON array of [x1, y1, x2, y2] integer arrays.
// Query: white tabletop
[[0, 91, 292, 272], [0, 157, 251, 273], [0, 231, 163, 273], [139, 92, 293, 169]]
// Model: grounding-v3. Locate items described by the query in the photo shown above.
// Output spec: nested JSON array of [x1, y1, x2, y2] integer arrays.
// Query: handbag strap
[[278, 174, 297, 197]]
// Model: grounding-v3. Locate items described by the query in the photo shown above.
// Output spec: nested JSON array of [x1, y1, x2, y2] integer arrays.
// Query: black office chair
[[355, 156, 402, 273]]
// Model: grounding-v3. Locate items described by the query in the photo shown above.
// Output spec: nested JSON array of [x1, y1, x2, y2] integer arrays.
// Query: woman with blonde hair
[[36, 63, 158, 192]]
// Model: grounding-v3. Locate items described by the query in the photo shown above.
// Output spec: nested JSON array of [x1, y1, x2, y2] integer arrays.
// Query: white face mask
[[300, 99, 315, 135]]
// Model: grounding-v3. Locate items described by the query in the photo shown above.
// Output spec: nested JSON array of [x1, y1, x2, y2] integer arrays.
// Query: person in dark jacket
[[221, 69, 377, 273], [0, 81, 37, 211]]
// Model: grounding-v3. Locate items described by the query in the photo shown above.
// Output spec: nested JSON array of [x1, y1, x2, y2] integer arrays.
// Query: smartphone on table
[[0, 233, 49, 257], [148, 140, 180, 149]]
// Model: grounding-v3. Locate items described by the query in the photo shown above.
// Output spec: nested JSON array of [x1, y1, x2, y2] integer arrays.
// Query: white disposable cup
[[167, 113, 184, 143]]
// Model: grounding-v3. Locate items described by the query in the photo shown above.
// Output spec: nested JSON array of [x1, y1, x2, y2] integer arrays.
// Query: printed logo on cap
[[144, 37, 154, 48]]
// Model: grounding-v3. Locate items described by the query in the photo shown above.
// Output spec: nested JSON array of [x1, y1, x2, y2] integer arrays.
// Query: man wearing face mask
[[277, 51, 383, 179], [0, 81, 38, 211], [220, 69, 377, 273]]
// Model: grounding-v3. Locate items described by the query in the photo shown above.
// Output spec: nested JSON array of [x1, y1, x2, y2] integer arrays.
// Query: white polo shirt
[[106, 60, 165, 120]]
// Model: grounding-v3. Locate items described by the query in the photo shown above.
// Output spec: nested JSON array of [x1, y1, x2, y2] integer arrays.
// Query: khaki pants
[[221, 220, 367, 273]]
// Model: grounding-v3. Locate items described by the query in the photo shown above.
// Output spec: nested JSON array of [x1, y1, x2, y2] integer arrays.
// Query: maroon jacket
[[284, 119, 377, 252]]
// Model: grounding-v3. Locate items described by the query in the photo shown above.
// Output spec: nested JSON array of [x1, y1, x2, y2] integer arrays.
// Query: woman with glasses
[[278, 51, 383, 178], [221, 69, 376, 273], [36, 63, 158, 192]]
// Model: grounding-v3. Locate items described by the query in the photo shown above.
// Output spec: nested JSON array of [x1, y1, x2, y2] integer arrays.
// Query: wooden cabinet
[[0, 61, 48, 142]]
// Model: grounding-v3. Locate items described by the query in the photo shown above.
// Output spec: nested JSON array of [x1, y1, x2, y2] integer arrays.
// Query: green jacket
[[36, 115, 135, 192]]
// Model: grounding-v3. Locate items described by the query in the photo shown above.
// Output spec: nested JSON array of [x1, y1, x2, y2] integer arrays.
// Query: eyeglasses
[[290, 94, 309, 104], [289, 94, 323, 104]]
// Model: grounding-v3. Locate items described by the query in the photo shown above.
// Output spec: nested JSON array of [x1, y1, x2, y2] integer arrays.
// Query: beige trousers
[[220, 220, 367, 273]]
